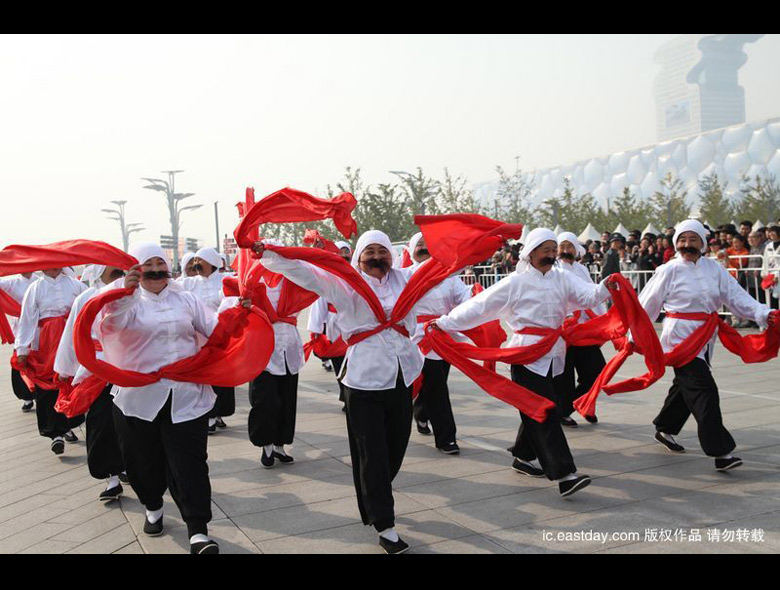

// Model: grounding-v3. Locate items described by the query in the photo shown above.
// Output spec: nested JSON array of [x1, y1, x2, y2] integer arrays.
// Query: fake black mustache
[[365, 258, 390, 271], [142, 270, 172, 280], [539, 257, 557, 266], [416, 248, 429, 256], [678, 247, 700, 255], [559, 252, 575, 261], [109, 270, 126, 281]]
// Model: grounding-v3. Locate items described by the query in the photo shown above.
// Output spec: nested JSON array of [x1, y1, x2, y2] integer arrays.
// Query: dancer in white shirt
[[555, 232, 608, 426], [1, 273, 36, 411], [431, 228, 613, 497], [54, 265, 127, 501], [407, 232, 471, 453], [98, 243, 223, 554], [255, 230, 423, 554], [15, 268, 87, 454], [639, 220, 775, 470], [182, 247, 235, 434]]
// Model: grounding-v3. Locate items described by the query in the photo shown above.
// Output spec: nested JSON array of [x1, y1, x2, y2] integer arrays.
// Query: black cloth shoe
[[559, 475, 591, 497], [561, 416, 578, 428], [416, 420, 432, 435], [99, 483, 123, 502], [261, 447, 275, 468], [51, 437, 65, 455], [437, 442, 460, 455], [118, 472, 130, 484], [341, 405, 347, 413], [214, 417, 227, 429], [143, 515, 164, 536], [379, 536, 410, 554], [715, 457, 743, 471], [584, 414, 598, 424], [21, 400, 34, 413], [511, 458, 545, 478], [191, 540, 220, 554], [654, 431, 685, 453], [208, 423, 216, 435], [273, 450, 294, 464], [63, 430, 79, 443]]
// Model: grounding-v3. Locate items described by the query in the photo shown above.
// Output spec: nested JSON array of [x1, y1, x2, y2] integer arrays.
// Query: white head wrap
[[180, 251, 196, 272], [84, 264, 108, 287], [516, 228, 558, 273], [557, 231, 585, 258], [350, 230, 397, 270], [335, 241, 352, 253], [195, 247, 222, 270], [673, 219, 708, 253], [129, 242, 171, 270], [62, 267, 76, 278]]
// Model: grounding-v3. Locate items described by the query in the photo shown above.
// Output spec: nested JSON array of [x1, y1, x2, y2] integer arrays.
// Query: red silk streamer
[[761, 275, 777, 290], [303, 333, 348, 361], [303, 229, 341, 254], [54, 374, 107, 418], [234, 187, 358, 249], [0, 240, 137, 277], [10, 316, 68, 391], [73, 287, 274, 390], [401, 248, 412, 268], [0, 289, 21, 344]]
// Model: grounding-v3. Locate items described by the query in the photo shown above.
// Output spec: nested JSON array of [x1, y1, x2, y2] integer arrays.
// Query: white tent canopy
[[578, 223, 601, 243], [642, 223, 661, 236], [613, 223, 629, 238], [754, 219, 764, 230]]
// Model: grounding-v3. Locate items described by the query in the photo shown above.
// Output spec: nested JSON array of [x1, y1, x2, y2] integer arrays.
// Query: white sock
[[555, 473, 579, 483], [107, 475, 119, 489], [717, 454, 733, 460], [660, 432, 677, 443], [145, 508, 163, 524], [209, 418, 216, 427], [379, 527, 399, 542], [53, 436, 64, 443], [273, 445, 286, 455], [189, 533, 210, 544], [517, 459, 540, 469], [264, 444, 274, 456]]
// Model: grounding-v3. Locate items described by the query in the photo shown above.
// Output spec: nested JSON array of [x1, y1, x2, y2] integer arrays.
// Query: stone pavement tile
[[112, 541, 145, 554], [0, 522, 75, 553], [47, 495, 128, 525], [0, 504, 73, 542], [394, 452, 507, 489], [121, 495, 225, 536], [205, 518, 263, 554], [210, 457, 352, 496], [0, 493, 60, 525], [233, 493, 429, 544], [19, 538, 81, 554], [724, 407, 780, 429], [394, 509, 484, 548], [213, 473, 356, 518], [255, 523, 381, 554], [413, 534, 514, 554], [136, 523, 191, 554], [65, 522, 137, 554]]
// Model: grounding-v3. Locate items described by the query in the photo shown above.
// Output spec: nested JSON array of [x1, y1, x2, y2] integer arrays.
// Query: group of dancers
[[2, 200, 778, 554]]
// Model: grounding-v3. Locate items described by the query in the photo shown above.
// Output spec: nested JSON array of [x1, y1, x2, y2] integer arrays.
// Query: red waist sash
[[346, 322, 411, 347], [11, 315, 68, 391]]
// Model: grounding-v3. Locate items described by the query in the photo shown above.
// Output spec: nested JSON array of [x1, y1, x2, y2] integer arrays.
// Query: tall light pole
[[102, 200, 145, 251], [141, 170, 202, 269], [214, 201, 220, 252]]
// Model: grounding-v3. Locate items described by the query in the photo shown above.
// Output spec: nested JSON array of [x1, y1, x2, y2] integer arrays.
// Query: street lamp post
[[102, 200, 145, 251], [141, 170, 202, 270]]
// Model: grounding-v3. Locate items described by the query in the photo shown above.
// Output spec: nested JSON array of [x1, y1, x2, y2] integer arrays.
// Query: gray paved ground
[[1, 320, 779, 554]]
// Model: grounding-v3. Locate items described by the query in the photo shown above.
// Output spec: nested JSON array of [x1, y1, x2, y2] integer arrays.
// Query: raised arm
[[14, 282, 40, 356], [437, 275, 514, 333], [718, 264, 771, 329]]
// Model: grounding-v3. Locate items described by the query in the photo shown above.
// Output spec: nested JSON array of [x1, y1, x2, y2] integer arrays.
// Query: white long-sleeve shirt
[[261, 249, 424, 390], [558, 260, 608, 322], [15, 274, 88, 356], [0, 274, 34, 337], [436, 265, 611, 377], [638, 255, 772, 363], [409, 261, 472, 361], [306, 296, 342, 343], [54, 280, 107, 384], [180, 271, 226, 313], [95, 279, 218, 423], [261, 278, 306, 376], [761, 241, 780, 298]]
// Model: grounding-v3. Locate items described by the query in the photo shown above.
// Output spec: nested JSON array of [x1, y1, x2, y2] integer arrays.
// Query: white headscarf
[[195, 247, 222, 270], [557, 231, 585, 258], [516, 228, 558, 273], [335, 241, 352, 253], [350, 230, 398, 270], [129, 242, 171, 270], [63, 267, 76, 278], [83, 264, 107, 287], [673, 219, 708, 253], [180, 251, 196, 272]]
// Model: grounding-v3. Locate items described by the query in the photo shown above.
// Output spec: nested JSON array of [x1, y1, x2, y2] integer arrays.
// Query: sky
[[1, 34, 778, 251]]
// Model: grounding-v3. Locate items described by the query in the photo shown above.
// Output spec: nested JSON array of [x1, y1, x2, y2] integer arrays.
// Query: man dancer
[[176, 251, 197, 281], [407, 232, 471, 454], [305, 241, 352, 411], [555, 232, 607, 426], [54, 265, 127, 501], [639, 220, 776, 471], [255, 230, 423, 553], [1, 272, 36, 411], [15, 267, 87, 454], [182, 247, 235, 434], [431, 228, 614, 497]]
